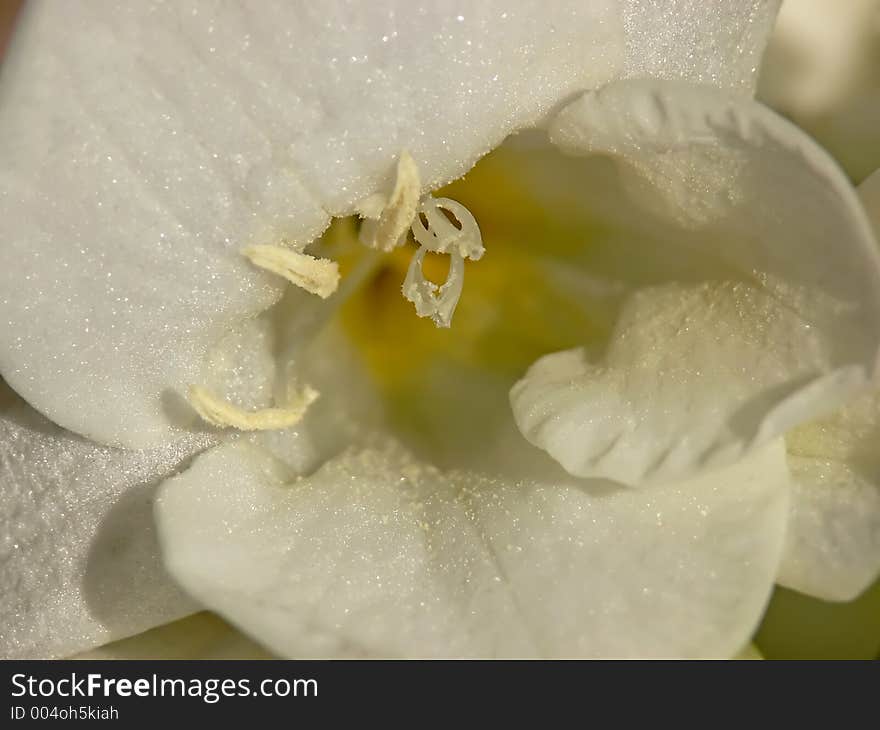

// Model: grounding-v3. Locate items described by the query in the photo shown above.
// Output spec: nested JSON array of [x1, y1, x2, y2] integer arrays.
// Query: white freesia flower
[[2, 1, 880, 659]]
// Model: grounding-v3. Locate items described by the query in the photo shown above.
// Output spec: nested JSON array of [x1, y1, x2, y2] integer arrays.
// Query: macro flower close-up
[[1, 0, 880, 662]]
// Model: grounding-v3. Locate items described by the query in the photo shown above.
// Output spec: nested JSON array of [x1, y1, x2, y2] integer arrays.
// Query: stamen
[[188, 384, 319, 431], [357, 150, 485, 327], [358, 150, 422, 252], [243, 245, 340, 299]]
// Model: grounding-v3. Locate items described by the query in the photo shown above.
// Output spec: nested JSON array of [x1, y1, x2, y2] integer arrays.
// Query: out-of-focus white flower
[[2, 1, 880, 659], [759, 0, 880, 181]]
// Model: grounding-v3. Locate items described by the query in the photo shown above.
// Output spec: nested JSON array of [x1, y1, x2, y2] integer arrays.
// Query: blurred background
[[0, 1, 21, 58], [759, 0, 880, 183]]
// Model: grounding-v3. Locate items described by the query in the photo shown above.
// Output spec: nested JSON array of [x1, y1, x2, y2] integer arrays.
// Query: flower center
[[187, 151, 488, 432], [338, 144, 606, 465], [187, 138, 608, 461]]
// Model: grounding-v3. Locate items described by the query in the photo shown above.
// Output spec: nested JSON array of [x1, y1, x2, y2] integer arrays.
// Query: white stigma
[[403, 197, 484, 328], [359, 151, 484, 328]]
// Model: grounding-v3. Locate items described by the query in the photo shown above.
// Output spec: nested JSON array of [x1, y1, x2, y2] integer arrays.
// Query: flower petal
[[512, 281, 858, 486], [770, 172, 880, 602], [779, 384, 880, 601], [155, 435, 789, 658], [779, 456, 880, 602], [511, 80, 880, 486], [0, 384, 209, 659], [622, 0, 780, 94], [549, 81, 880, 323]]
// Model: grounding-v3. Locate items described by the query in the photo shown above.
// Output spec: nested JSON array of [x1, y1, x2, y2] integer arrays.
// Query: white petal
[[155, 436, 789, 658], [779, 385, 880, 601], [621, 0, 780, 94], [0, 386, 210, 659], [779, 456, 880, 602], [200, 316, 279, 413], [550, 81, 880, 326], [778, 169, 880, 597], [512, 281, 858, 486], [0, 2, 782, 448], [511, 80, 880, 486]]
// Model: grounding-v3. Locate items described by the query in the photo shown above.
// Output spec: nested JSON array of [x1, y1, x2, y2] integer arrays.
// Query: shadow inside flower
[[82, 457, 200, 636]]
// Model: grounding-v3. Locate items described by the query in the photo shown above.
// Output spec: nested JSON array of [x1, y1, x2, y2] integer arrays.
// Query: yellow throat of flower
[[338, 147, 607, 463]]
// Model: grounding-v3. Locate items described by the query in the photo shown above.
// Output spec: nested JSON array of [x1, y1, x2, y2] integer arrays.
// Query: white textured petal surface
[[156, 436, 789, 658], [513, 80, 880, 486], [780, 456, 880, 602], [622, 0, 780, 93], [201, 316, 278, 413], [780, 386, 880, 601], [0, 390, 210, 659], [0, 1, 782, 448], [512, 281, 855, 486], [550, 81, 880, 332], [769, 155, 880, 602]]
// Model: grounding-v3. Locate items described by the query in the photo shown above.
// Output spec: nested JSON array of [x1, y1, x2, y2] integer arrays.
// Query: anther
[[358, 150, 422, 252], [243, 245, 340, 299], [188, 384, 319, 431]]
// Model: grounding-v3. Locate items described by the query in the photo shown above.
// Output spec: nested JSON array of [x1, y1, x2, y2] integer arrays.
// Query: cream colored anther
[[358, 150, 422, 252], [243, 245, 340, 299], [188, 384, 319, 431]]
